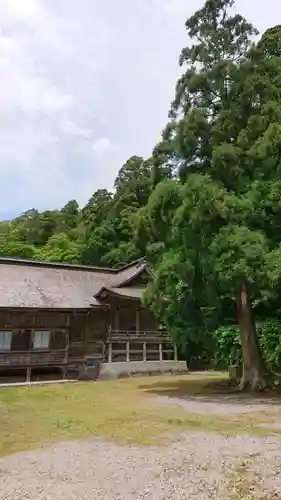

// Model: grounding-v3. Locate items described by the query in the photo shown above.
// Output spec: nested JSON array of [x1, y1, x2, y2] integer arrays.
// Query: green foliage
[[141, 175, 235, 346], [258, 319, 281, 372], [60, 200, 80, 230], [35, 233, 81, 264], [81, 156, 152, 268], [214, 319, 281, 373], [210, 225, 270, 292], [214, 325, 242, 367], [0, 156, 152, 268], [152, 0, 257, 183], [136, 1, 281, 383]]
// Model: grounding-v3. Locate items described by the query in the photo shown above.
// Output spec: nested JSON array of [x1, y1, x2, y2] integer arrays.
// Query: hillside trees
[[0, 199, 85, 263], [82, 156, 152, 267], [0, 153, 155, 267], [136, 1, 281, 389]]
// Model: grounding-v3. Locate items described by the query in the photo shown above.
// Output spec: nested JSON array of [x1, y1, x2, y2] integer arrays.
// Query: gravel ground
[[152, 393, 281, 415], [1, 392, 281, 500], [1, 431, 281, 499]]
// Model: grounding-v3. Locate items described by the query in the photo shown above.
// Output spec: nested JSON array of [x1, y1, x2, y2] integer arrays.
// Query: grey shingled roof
[[95, 287, 145, 300], [109, 287, 144, 299], [0, 258, 148, 309], [109, 259, 148, 287]]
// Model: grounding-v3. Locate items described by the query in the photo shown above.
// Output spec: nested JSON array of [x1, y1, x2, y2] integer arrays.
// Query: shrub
[[214, 325, 241, 368], [213, 318, 281, 372], [180, 334, 216, 369], [258, 319, 281, 373]]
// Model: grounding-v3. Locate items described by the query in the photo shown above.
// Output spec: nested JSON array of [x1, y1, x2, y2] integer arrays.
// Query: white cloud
[[92, 137, 113, 155], [157, 0, 189, 15], [59, 120, 92, 139], [0, 0, 279, 217], [1, 0, 42, 20]]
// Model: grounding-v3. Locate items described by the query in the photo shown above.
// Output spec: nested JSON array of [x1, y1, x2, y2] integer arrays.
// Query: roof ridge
[[0, 256, 148, 274], [116, 257, 147, 272], [95, 285, 145, 300], [0, 257, 115, 273]]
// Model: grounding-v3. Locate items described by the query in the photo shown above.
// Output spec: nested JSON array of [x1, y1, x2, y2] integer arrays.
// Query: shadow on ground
[[139, 374, 281, 409]]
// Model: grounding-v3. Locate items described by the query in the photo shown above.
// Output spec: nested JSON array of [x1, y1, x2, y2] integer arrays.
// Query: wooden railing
[[0, 350, 66, 368], [108, 330, 172, 343], [106, 330, 176, 363]]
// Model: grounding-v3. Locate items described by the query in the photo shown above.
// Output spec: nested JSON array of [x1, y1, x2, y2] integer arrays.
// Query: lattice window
[[33, 330, 51, 349], [0, 331, 12, 351]]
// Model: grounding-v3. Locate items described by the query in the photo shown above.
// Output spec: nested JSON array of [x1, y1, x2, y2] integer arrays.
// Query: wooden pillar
[[159, 342, 163, 361], [27, 316, 34, 383], [174, 344, 178, 362], [143, 342, 146, 362], [102, 341, 106, 361], [114, 308, 119, 331], [26, 367, 31, 383], [136, 308, 140, 334], [108, 342, 112, 362], [29, 327, 34, 351], [84, 310, 89, 346], [126, 340, 130, 362], [64, 321, 70, 378]]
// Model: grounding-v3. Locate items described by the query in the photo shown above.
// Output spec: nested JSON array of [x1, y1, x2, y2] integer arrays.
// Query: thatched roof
[[0, 257, 148, 310]]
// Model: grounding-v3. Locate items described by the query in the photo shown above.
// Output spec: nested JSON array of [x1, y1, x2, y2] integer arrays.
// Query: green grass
[[0, 372, 280, 456]]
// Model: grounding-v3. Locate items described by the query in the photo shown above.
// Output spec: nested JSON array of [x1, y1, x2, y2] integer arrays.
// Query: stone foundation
[[99, 360, 188, 380]]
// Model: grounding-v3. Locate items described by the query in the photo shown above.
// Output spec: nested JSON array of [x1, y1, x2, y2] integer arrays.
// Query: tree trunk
[[236, 279, 268, 391]]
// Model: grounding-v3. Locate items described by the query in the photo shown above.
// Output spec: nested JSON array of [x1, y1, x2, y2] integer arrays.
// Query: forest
[[2, 0, 281, 390]]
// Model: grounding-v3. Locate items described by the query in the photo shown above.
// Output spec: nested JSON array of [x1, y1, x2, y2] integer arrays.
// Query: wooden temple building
[[0, 257, 180, 382]]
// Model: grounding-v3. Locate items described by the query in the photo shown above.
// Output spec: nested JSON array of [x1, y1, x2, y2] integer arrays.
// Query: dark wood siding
[[0, 298, 165, 380]]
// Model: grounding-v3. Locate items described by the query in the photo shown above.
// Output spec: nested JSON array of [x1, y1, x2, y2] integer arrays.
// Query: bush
[[258, 319, 281, 373], [214, 325, 241, 368], [213, 318, 281, 372], [181, 333, 217, 369]]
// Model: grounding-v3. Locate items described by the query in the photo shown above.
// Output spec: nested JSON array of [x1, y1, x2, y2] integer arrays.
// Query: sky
[[0, 0, 280, 219]]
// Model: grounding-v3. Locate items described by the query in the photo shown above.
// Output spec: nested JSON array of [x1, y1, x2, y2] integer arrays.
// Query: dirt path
[[1, 392, 281, 499], [153, 392, 281, 415]]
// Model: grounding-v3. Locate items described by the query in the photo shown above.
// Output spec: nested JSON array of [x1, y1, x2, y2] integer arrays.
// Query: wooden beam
[[114, 308, 119, 331], [126, 340, 130, 362], [108, 342, 112, 363], [143, 342, 146, 362], [29, 327, 34, 351], [63, 327, 70, 378], [159, 343, 163, 361], [26, 367, 31, 383], [136, 308, 140, 334]]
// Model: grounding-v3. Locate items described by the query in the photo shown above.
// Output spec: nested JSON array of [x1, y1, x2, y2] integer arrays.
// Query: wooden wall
[[67, 309, 107, 367], [0, 309, 105, 375], [0, 302, 165, 376], [0, 310, 69, 352], [103, 296, 158, 332], [0, 310, 69, 329]]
